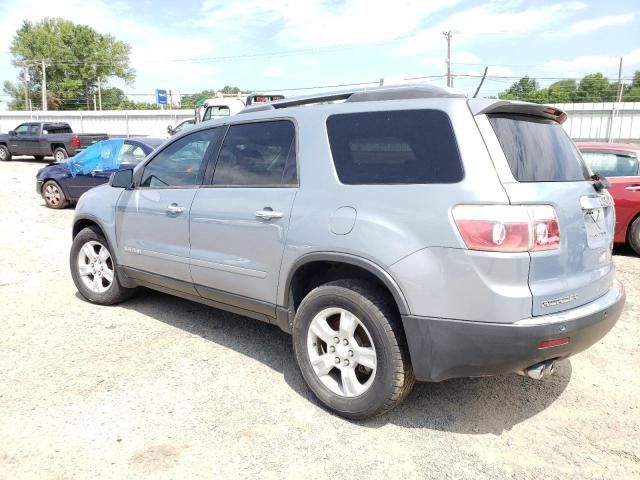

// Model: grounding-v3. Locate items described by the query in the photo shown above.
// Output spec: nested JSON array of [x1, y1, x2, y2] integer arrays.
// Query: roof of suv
[[240, 84, 465, 114]]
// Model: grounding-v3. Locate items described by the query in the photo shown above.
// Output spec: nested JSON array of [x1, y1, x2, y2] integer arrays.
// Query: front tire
[[42, 180, 69, 209], [0, 144, 11, 161], [53, 147, 68, 162], [292, 279, 415, 420], [70, 226, 135, 305], [628, 216, 640, 256]]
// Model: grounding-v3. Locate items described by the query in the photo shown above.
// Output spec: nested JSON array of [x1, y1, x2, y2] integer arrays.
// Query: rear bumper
[[402, 279, 625, 382]]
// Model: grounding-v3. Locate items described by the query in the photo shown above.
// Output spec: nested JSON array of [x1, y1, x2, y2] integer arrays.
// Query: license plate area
[[584, 207, 608, 248]]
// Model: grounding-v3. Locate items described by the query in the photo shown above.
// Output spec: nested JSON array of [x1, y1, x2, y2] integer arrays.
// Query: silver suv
[[70, 85, 625, 419]]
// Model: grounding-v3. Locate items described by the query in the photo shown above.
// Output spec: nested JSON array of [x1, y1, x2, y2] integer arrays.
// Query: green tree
[[547, 79, 577, 103], [3, 18, 134, 110], [498, 76, 539, 100], [575, 73, 611, 102], [623, 70, 640, 101]]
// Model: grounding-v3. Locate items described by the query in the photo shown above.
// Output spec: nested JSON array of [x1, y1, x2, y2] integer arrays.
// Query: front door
[[115, 128, 219, 294], [189, 120, 298, 313], [9, 123, 32, 155]]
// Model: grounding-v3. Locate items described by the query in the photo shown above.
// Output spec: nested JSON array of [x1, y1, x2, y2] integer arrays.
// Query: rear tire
[[292, 279, 415, 420], [42, 180, 69, 209], [0, 144, 11, 162], [70, 226, 135, 305], [628, 216, 640, 256], [53, 147, 68, 162]]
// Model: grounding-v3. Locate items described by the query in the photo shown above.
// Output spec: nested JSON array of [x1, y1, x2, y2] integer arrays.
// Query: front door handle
[[256, 208, 283, 220], [625, 185, 640, 192], [166, 203, 185, 214]]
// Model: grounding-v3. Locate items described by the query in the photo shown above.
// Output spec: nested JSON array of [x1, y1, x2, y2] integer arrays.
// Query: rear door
[[480, 112, 615, 316], [115, 129, 218, 291], [188, 120, 298, 313]]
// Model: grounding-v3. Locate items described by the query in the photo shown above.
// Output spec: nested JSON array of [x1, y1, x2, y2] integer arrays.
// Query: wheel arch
[[282, 253, 410, 317]]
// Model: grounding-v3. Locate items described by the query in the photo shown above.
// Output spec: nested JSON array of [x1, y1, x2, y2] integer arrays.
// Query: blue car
[[36, 137, 163, 209]]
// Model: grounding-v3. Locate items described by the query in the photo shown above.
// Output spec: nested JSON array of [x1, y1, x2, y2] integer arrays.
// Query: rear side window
[[326, 110, 463, 185], [488, 114, 590, 182], [580, 151, 639, 177], [213, 120, 297, 186]]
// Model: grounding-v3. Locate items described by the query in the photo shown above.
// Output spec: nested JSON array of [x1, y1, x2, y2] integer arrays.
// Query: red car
[[577, 143, 640, 255]]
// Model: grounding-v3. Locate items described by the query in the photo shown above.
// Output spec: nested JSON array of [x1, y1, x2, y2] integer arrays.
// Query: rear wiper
[[591, 174, 610, 192]]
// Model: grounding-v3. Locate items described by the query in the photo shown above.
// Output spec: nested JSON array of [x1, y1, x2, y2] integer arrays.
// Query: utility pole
[[41, 59, 47, 111], [97, 77, 102, 111], [443, 31, 452, 88], [616, 57, 624, 103], [23, 65, 29, 111]]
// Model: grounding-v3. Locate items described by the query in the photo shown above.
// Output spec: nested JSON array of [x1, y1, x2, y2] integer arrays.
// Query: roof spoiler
[[468, 100, 568, 124]]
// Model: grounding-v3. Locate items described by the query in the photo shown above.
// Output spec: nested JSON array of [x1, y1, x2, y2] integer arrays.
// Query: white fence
[[550, 102, 640, 143], [1, 103, 639, 142], [0, 109, 194, 139]]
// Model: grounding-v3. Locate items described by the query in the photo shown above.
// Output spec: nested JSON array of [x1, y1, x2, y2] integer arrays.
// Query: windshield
[[488, 113, 590, 182]]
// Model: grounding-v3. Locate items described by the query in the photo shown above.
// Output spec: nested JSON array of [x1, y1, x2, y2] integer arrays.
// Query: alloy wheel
[[307, 307, 377, 397], [77, 241, 115, 294], [44, 183, 62, 207]]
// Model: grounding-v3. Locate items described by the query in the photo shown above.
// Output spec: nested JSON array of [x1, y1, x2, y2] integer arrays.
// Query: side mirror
[[167, 125, 174, 135], [109, 168, 134, 188], [8, 130, 16, 136]]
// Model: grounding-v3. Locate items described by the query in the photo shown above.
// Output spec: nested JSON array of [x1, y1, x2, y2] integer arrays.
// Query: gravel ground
[[1, 159, 639, 480]]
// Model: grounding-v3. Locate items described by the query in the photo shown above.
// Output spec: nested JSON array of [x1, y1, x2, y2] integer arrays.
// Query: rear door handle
[[256, 208, 283, 220], [625, 185, 640, 192], [166, 203, 185, 214]]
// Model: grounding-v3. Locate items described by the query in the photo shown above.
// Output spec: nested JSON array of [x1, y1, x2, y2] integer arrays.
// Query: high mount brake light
[[453, 205, 560, 253]]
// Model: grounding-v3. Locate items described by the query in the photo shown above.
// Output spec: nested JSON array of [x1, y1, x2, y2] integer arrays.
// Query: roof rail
[[239, 84, 464, 114]]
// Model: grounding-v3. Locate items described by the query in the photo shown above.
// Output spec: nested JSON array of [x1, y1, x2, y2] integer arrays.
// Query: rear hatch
[[481, 106, 615, 316]]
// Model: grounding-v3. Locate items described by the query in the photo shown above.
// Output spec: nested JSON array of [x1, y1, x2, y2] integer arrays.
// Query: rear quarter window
[[488, 113, 590, 182], [326, 110, 463, 185]]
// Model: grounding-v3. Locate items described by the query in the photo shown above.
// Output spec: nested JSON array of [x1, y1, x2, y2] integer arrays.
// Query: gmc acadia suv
[[69, 85, 625, 419]]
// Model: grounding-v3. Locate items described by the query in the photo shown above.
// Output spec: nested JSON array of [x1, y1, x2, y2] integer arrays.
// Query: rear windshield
[[43, 124, 72, 134], [488, 114, 590, 182], [326, 110, 463, 185]]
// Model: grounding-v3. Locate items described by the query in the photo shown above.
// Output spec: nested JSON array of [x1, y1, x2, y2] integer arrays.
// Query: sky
[[0, 0, 639, 109]]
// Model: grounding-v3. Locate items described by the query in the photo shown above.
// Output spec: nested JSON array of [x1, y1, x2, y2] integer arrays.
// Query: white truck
[[194, 93, 285, 124]]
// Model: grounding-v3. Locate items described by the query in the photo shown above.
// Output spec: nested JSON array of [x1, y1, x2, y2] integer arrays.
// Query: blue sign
[[155, 89, 168, 105]]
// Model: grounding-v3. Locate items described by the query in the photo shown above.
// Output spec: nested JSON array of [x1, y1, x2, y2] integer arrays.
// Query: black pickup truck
[[0, 122, 108, 162]]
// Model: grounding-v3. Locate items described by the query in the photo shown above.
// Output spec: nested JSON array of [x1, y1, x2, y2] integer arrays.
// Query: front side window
[[326, 110, 463, 184], [140, 129, 215, 187], [28, 125, 40, 135], [14, 124, 29, 135], [213, 120, 297, 186], [580, 151, 639, 177]]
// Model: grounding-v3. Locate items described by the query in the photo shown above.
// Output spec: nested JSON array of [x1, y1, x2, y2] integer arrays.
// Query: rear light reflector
[[452, 205, 560, 253], [537, 337, 569, 349]]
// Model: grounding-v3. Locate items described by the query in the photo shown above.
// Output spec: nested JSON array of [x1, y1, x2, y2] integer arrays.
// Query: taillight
[[452, 205, 560, 253], [72, 135, 81, 148]]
